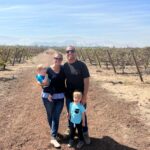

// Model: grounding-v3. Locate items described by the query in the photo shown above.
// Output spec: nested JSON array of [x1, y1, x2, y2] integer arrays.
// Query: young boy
[[67, 91, 85, 149], [36, 64, 52, 101]]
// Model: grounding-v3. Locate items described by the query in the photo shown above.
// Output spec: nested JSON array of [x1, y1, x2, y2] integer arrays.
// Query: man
[[64, 45, 91, 144]]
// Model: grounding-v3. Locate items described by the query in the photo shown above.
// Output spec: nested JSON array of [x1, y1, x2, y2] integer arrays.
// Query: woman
[[38, 52, 65, 148]]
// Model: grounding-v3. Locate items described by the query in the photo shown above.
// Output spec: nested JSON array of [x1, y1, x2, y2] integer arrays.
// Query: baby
[[36, 64, 52, 101]]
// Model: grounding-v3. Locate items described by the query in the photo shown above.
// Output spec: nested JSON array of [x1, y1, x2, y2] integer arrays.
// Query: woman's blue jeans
[[42, 98, 64, 138]]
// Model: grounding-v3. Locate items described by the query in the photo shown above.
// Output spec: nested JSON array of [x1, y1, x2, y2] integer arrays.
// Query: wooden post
[[22, 51, 26, 62], [121, 61, 126, 74], [107, 50, 117, 74], [79, 49, 86, 61], [18, 49, 24, 63], [5, 49, 11, 62], [131, 50, 144, 82], [91, 49, 97, 66], [93, 49, 101, 68], [144, 57, 149, 70], [85, 49, 93, 65], [26, 49, 30, 60], [3, 49, 11, 70], [12, 48, 18, 66], [105, 61, 109, 69]]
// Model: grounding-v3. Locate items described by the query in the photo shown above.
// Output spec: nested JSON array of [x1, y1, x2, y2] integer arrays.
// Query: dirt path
[[0, 50, 149, 150]]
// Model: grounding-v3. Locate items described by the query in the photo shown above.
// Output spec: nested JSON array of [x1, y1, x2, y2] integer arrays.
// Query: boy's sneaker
[[50, 139, 61, 148], [83, 132, 91, 144], [67, 140, 74, 147], [77, 141, 84, 149]]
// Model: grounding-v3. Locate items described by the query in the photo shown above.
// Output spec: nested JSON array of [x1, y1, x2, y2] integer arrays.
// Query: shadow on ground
[[81, 136, 137, 150], [0, 76, 17, 82], [48, 134, 137, 150]]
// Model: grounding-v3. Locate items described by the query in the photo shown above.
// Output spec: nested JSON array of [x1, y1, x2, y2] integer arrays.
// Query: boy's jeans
[[42, 98, 64, 138], [66, 98, 88, 133]]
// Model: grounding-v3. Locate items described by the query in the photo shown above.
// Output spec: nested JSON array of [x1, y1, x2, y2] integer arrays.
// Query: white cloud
[[0, 5, 28, 12]]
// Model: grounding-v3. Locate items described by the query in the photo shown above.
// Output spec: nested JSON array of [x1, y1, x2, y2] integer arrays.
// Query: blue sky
[[0, 0, 150, 47]]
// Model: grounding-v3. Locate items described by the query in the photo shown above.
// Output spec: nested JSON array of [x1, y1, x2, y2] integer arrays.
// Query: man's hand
[[67, 113, 70, 119], [82, 77, 89, 104], [81, 95, 87, 104], [82, 121, 85, 127], [82, 112, 86, 127]]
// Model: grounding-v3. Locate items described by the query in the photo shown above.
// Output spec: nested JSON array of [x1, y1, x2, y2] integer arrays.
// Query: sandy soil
[[89, 64, 150, 126], [0, 49, 149, 150]]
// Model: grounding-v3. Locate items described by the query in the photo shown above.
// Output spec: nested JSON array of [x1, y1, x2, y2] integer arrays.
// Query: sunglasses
[[54, 57, 63, 61], [66, 50, 75, 54]]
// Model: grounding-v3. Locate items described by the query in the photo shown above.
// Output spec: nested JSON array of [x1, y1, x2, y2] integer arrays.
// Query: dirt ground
[[0, 49, 149, 150]]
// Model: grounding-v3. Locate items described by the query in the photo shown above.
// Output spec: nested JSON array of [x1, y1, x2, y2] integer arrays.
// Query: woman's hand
[[36, 81, 43, 87], [42, 76, 49, 86], [48, 94, 52, 102]]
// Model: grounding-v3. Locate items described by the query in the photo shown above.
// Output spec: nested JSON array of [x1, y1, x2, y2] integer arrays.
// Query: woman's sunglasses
[[66, 50, 75, 54], [54, 57, 63, 61]]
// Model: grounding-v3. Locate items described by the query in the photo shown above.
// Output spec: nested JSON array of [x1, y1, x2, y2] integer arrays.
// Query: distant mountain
[[31, 39, 102, 47]]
